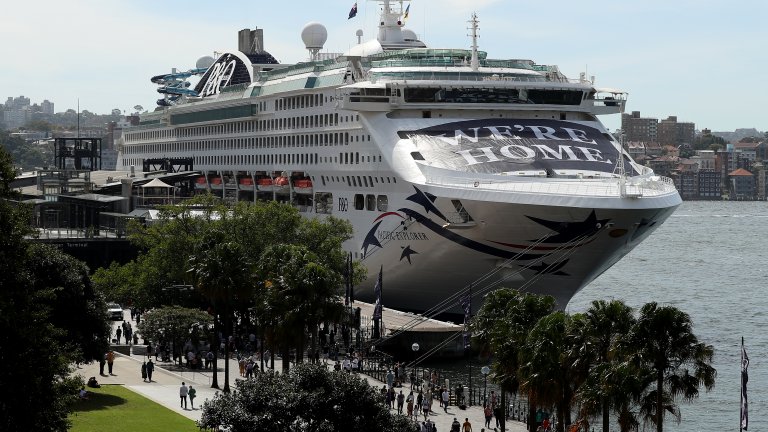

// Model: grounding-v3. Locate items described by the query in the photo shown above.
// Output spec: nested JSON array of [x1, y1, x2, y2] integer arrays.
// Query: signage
[[193, 52, 254, 97]]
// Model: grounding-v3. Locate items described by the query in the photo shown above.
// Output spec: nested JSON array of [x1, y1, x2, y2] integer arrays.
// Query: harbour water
[[425, 201, 766, 431], [568, 200, 768, 431]]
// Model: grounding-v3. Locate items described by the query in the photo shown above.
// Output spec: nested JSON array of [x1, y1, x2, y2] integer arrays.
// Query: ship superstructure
[[118, 0, 681, 312]]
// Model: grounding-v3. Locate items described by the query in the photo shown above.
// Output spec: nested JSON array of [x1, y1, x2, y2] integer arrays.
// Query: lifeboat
[[238, 177, 255, 191], [257, 178, 274, 192], [194, 176, 208, 189], [273, 176, 290, 194], [210, 177, 223, 190], [293, 179, 313, 195]]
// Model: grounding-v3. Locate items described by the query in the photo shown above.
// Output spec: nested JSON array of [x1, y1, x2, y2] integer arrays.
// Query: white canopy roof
[[141, 178, 173, 188]]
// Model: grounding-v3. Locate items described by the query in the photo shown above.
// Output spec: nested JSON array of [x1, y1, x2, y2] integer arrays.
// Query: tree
[[471, 289, 555, 432], [0, 145, 84, 431], [257, 244, 345, 371], [625, 302, 716, 432], [518, 311, 573, 432], [137, 306, 212, 366], [198, 363, 418, 432], [574, 300, 636, 432], [26, 243, 110, 362]]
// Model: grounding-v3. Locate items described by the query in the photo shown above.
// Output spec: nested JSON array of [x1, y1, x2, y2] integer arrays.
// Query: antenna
[[468, 13, 480, 72]]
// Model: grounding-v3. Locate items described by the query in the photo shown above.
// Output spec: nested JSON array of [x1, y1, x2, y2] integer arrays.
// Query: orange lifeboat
[[274, 176, 289, 186], [194, 176, 208, 189], [257, 178, 274, 192], [239, 177, 255, 191], [294, 179, 313, 194], [210, 177, 223, 189]]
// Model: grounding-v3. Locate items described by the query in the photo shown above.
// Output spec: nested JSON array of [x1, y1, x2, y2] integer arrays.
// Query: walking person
[[462, 417, 473, 432], [141, 362, 147, 382], [188, 385, 197, 409], [422, 397, 430, 421], [179, 382, 188, 409], [99, 354, 106, 376], [442, 388, 450, 413], [115, 327, 122, 344], [146, 359, 154, 382], [106, 350, 115, 375], [407, 391, 414, 418], [484, 405, 493, 429], [397, 390, 405, 414]]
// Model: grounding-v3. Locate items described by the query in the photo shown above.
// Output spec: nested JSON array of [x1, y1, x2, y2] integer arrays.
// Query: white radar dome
[[196, 56, 215, 69], [301, 22, 328, 50], [402, 29, 417, 41]]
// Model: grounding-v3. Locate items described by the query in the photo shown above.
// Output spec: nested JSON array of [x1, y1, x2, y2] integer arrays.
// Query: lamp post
[[411, 342, 420, 389], [481, 366, 490, 407]]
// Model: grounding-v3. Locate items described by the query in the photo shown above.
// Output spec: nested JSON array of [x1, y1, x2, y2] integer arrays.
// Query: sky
[[1, 0, 766, 132]]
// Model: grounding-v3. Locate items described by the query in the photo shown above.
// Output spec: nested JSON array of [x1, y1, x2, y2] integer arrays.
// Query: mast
[[469, 13, 479, 71]]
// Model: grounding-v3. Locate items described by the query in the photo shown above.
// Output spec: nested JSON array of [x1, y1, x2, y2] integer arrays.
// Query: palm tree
[[471, 289, 555, 432], [625, 302, 716, 432], [188, 225, 255, 392], [519, 311, 573, 432], [579, 300, 636, 432], [257, 244, 344, 371]]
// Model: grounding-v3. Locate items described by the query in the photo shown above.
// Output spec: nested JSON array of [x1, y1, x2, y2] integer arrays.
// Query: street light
[[481, 365, 490, 407], [411, 343, 420, 390]]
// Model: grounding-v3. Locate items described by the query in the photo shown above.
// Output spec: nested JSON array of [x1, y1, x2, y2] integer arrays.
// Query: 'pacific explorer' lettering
[[377, 231, 429, 241]]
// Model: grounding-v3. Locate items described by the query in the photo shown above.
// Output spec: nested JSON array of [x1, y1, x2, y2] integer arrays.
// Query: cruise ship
[[117, 0, 681, 313]]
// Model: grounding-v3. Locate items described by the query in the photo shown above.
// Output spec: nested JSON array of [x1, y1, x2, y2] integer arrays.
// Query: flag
[[403, 4, 410, 20], [348, 252, 355, 303], [344, 253, 351, 306], [348, 2, 358, 19], [372, 265, 383, 320], [741, 338, 749, 430], [460, 287, 472, 350]]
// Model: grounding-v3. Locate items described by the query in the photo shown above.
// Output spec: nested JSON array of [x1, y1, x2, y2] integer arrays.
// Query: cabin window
[[354, 194, 365, 210], [366, 194, 376, 211], [377, 195, 388, 211]]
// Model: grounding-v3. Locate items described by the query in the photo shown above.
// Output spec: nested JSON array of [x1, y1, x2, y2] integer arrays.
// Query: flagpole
[[740, 336, 743, 432]]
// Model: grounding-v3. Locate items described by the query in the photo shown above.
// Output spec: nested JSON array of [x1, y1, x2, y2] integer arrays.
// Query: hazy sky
[[1, 0, 765, 132]]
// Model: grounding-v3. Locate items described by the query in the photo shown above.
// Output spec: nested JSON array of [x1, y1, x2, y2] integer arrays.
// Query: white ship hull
[[118, 2, 681, 313]]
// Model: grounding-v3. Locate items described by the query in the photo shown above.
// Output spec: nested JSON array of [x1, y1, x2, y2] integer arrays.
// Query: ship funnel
[[239, 28, 264, 54]]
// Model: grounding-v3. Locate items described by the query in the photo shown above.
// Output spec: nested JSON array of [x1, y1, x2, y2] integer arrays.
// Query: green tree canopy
[[137, 306, 213, 360], [199, 363, 418, 432]]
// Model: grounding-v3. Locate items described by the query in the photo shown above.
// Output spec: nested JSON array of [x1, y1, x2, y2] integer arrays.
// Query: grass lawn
[[69, 385, 199, 432]]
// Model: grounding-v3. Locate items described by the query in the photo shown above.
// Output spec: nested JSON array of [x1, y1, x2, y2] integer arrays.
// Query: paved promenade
[[75, 313, 527, 431], [77, 353, 526, 432]]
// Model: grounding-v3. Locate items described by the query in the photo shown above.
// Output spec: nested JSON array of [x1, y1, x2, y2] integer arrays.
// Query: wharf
[[353, 301, 465, 358]]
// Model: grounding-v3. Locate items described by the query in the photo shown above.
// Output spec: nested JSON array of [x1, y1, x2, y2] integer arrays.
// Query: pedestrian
[[99, 353, 106, 376], [146, 359, 154, 382], [484, 405, 493, 428], [490, 390, 497, 409], [179, 382, 188, 409], [141, 362, 147, 382], [188, 385, 197, 409], [106, 350, 115, 375], [494, 405, 503, 428], [407, 391, 414, 418], [206, 350, 213, 370], [397, 390, 405, 414], [386, 369, 395, 388], [451, 417, 461, 432], [115, 327, 122, 344], [147, 341, 153, 359], [442, 388, 450, 413], [422, 397, 430, 421], [462, 417, 473, 432]]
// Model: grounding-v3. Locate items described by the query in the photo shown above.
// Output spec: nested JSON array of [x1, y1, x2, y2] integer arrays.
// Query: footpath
[[74, 313, 526, 431]]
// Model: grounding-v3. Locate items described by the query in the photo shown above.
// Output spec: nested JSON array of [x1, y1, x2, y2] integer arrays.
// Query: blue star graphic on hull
[[400, 245, 418, 264], [526, 210, 610, 243], [523, 260, 570, 276], [406, 186, 447, 221], [361, 220, 383, 257]]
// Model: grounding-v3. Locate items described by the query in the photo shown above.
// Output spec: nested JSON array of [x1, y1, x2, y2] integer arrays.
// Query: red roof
[[728, 168, 753, 176]]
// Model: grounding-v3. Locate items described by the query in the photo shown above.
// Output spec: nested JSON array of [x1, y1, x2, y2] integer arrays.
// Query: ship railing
[[422, 171, 678, 198]]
